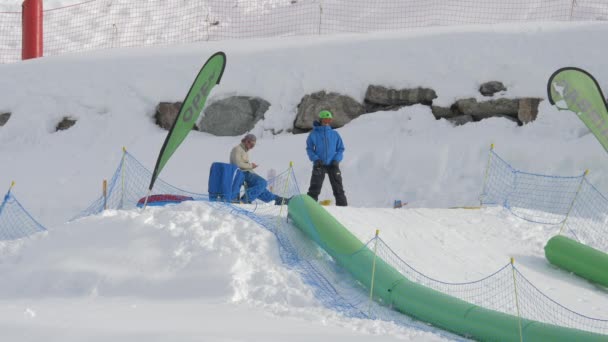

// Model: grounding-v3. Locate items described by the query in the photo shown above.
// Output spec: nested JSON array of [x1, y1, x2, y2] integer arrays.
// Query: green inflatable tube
[[545, 235, 608, 288], [288, 195, 607, 342]]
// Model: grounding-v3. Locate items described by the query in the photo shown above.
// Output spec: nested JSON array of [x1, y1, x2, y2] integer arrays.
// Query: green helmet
[[318, 110, 333, 119]]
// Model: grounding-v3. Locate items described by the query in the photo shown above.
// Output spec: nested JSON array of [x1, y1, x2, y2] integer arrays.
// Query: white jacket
[[230, 143, 255, 173]]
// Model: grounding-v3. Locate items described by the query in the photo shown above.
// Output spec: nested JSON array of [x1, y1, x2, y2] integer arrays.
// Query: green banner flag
[[149, 52, 226, 191], [547, 67, 608, 152]]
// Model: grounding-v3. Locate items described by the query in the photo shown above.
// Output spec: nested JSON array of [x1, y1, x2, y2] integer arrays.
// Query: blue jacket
[[306, 121, 345, 165]]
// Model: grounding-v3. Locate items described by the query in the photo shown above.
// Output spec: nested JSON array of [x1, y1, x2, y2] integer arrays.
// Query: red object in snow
[[137, 194, 193, 207], [22, 0, 43, 60]]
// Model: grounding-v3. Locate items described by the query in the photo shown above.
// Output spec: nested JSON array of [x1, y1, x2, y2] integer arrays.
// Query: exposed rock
[[155, 102, 183, 131], [364, 102, 407, 113], [0, 112, 10, 127], [431, 105, 458, 119], [293, 91, 364, 133], [200, 96, 270, 136], [56, 117, 76, 131], [479, 81, 507, 97], [518, 98, 542, 124], [364, 85, 437, 112], [455, 98, 519, 120], [154, 84, 540, 133], [448, 115, 474, 126]]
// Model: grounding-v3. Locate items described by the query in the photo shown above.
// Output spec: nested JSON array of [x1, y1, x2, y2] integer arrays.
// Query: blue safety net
[[480, 149, 608, 253], [377, 237, 608, 336], [561, 178, 608, 252], [0, 188, 47, 241], [480, 150, 585, 225], [72, 150, 209, 220]]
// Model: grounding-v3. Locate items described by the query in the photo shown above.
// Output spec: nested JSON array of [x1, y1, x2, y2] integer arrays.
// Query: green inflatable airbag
[[288, 194, 607, 341], [545, 235, 608, 288]]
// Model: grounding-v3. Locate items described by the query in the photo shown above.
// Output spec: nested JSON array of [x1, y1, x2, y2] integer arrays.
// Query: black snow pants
[[307, 163, 348, 206]]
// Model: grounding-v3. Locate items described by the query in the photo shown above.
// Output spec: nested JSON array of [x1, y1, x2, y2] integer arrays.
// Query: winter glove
[[331, 160, 339, 167], [314, 159, 323, 168]]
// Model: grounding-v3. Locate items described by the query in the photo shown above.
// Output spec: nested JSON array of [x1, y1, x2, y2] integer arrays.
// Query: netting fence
[[71, 148, 209, 221], [1, 0, 608, 63], [480, 147, 608, 253], [0, 185, 46, 240], [378, 238, 608, 336], [563, 178, 608, 252]]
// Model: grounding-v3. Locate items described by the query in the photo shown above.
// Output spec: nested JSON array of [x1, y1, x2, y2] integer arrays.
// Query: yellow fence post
[[368, 229, 380, 316], [511, 257, 523, 342], [0, 181, 15, 199], [479, 144, 494, 206], [103, 179, 107, 210], [0, 182, 15, 213], [559, 169, 588, 235]]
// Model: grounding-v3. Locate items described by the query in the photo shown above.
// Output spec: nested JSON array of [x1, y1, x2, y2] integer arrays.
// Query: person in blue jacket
[[306, 110, 348, 206]]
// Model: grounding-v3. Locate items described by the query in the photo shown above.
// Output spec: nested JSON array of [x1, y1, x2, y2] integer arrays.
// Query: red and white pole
[[22, 0, 43, 60]]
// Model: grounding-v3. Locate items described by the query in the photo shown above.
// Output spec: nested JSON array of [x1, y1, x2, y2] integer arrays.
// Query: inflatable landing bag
[[545, 235, 608, 288]]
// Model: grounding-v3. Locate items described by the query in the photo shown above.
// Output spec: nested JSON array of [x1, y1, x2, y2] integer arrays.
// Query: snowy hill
[[1, 8, 608, 341]]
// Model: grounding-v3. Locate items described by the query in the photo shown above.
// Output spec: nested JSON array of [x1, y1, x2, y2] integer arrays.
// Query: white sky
[[1, 2, 608, 341]]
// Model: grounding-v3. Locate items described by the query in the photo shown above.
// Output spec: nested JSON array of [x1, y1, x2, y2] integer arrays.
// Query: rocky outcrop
[[479, 81, 506, 97], [155, 97, 270, 136], [364, 85, 437, 112], [154, 80, 542, 134], [0, 112, 10, 127], [199, 96, 270, 136], [155, 102, 184, 131], [56, 117, 76, 131], [293, 91, 364, 133], [455, 98, 519, 121], [432, 97, 542, 126], [518, 98, 542, 124], [431, 105, 459, 120]]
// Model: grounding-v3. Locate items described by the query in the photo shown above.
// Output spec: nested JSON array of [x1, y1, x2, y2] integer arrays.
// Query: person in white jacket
[[230, 134, 288, 205]]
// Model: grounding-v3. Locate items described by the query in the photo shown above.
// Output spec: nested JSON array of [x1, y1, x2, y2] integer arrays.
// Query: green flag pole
[[143, 52, 226, 209]]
